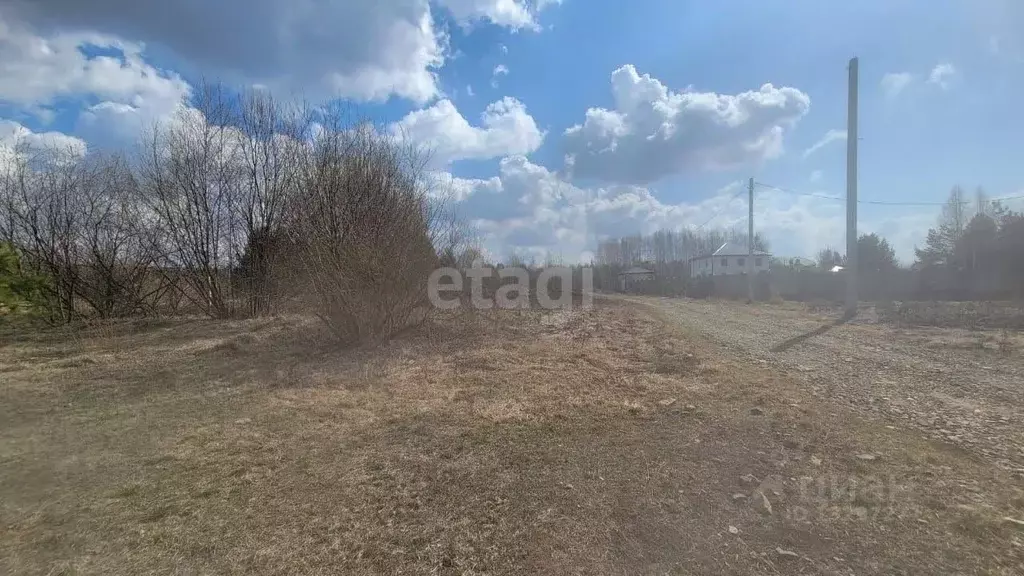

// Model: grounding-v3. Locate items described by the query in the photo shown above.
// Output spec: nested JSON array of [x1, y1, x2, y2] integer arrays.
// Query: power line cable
[[692, 187, 747, 230], [755, 182, 942, 206], [755, 181, 1024, 206], [755, 182, 847, 202]]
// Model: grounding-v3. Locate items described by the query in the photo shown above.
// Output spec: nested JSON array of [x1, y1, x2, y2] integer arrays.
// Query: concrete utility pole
[[845, 57, 859, 318], [747, 176, 754, 302]]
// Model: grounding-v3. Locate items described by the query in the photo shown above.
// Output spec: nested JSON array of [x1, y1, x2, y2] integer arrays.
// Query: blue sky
[[1, 0, 1022, 263]]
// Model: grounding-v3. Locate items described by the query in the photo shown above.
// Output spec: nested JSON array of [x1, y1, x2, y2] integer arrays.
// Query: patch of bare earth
[[2, 300, 1022, 574], [631, 297, 1024, 474]]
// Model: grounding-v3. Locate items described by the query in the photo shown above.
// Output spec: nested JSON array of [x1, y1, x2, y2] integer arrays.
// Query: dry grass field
[[2, 299, 1023, 575]]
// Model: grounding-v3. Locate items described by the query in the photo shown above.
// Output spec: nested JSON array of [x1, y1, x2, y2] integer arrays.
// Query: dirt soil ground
[[2, 299, 1023, 575], [631, 297, 1024, 475]]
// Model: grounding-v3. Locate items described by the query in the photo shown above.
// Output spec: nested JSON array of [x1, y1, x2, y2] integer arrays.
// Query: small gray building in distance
[[618, 266, 655, 291]]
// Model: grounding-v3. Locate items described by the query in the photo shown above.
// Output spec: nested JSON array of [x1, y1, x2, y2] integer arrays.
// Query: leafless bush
[[1, 141, 161, 321], [139, 85, 350, 319], [139, 85, 241, 319], [0, 145, 84, 322], [2, 84, 467, 341], [230, 89, 310, 316], [73, 154, 165, 317], [290, 116, 441, 345]]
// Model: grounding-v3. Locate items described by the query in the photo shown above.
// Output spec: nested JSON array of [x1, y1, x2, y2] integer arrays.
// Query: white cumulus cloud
[[448, 155, 932, 264], [3, 0, 560, 106], [0, 120, 87, 169], [390, 97, 544, 166], [562, 65, 810, 185], [0, 14, 192, 132], [0, 120, 87, 155], [425, 171, 504, 202], [437, 0, 552, 30]]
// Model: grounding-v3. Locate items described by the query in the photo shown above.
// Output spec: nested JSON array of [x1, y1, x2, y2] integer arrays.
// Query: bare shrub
[[0, 145, 85, 322], [2, 144, 81, 321], [72, 154, 163, 317], [1, 141, 160, 322], [290, 118, 440, 345], [229, 90, 310, 316], [2, 83, 466, 338], [139, 85, 240, 319]]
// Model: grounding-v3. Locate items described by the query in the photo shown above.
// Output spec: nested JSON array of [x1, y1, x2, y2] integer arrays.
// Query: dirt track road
[[632, 297, 1024, 474]]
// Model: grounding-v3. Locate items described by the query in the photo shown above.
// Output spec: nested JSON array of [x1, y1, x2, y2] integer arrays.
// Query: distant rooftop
[[691, 242, 770, 259], [620, 266, 654, 275]]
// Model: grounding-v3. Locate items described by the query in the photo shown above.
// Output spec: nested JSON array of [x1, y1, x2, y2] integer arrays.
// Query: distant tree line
[[809, 188, 1022, 299], [595, 228, 770, 267], [813, 232, 897, 274], [912, 187, 1024, 299], [587, 228, 769, 294], [797, 187, 1024, 301], [590, 185, 1024, 302]]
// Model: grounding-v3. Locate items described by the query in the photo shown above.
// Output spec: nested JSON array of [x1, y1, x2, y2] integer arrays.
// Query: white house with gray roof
[[689, 242, 770, 277]]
